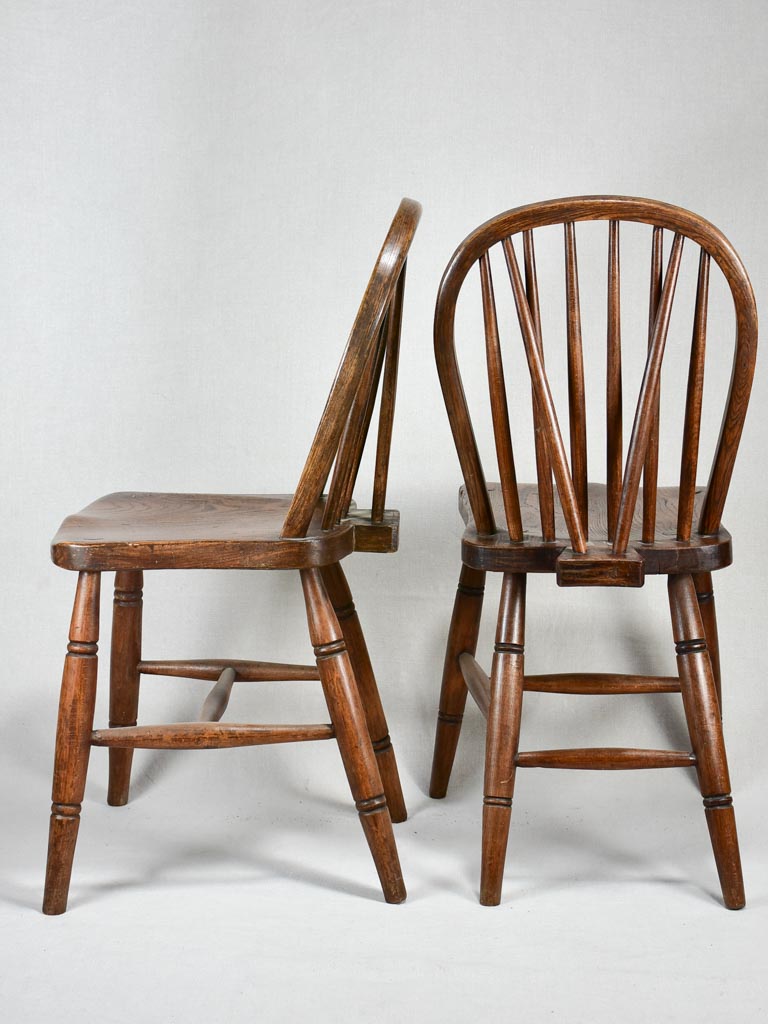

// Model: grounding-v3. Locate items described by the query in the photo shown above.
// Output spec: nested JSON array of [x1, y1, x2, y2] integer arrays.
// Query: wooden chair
[[428, 196, 756, 908], [43, 197, 421, 914]]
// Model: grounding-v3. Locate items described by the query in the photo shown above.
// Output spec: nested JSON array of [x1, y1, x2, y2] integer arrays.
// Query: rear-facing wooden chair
[[429, 196, 756, 908], [43, 197, 421, 914]]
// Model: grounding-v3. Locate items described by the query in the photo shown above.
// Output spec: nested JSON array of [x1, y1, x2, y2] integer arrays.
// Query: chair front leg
[[429, 564, 486, 799], [321, 562, 406, 822], [668, 574, 744, 910], [108, 570, 143, 806], [301, 568, 406, 904], [480, 573, 526, 906], [43, 571, 101, 915]]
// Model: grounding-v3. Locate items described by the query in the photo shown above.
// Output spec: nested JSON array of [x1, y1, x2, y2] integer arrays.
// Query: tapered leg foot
[[480, 574, 526, 906], [108, 571, 143, 806], [43, 806, 82, 915], [430, 565, 486, 799], [321, 562, 406, 822], [301, 568, 405, 903], [669, 574, 744, 910], [43, 572, 101, 915]]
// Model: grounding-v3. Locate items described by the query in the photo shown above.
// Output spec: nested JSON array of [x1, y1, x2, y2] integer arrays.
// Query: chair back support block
[[555, 546, 644, 587], [346, 508, 400, 553]]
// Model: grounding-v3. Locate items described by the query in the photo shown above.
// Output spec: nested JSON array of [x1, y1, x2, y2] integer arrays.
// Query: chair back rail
[[523, 231, 557, 541], [606, 220, 622, 541], [434, 196, 757, 555], [282, 198, 421, 539]]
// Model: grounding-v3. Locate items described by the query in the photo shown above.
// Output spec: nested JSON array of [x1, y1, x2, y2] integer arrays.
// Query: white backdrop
[[2, 2, 766, 1022]]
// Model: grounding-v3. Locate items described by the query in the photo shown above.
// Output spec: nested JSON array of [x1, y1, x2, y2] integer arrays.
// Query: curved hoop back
[[282, 198, 422, 538], [435, 196, 757, 552]]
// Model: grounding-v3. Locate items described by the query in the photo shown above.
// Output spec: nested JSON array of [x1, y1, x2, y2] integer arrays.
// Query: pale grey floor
[[2, 676, 766, 1024]]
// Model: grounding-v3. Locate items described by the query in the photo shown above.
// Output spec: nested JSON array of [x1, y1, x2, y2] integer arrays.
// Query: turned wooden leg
[[480, 573, 526, 906], [321, 562, 406, 823], [301, 568, 405, 903], [668, 574, 744, 910], [108, 570, 143, 806], [429, 564, 486, 798], [43, 571, 101, 915], [693, 571, 722, 714]]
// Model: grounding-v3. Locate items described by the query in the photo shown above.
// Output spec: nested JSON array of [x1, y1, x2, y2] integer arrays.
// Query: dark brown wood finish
[[613, 232, 684, 556], [301, 568, 405, 903], [429, 564, 486, 798], [606, 220, 622, 541], [480, 252, 523, 540], [283, 201, 420, 537], [430, 195, 756, 907], [564, 223, 589, 532], [503, 236, 588, 553], [481, 573, 526, 906], [678, 252, 710, 541], [108, 570, 142, 806], [43, 572, 100, 915], [43, 199, 420, 914], [643, 226, 664, 543], [321, 561, 406, 822], [668, 574, 744, 909], [137, 658, 320, 681], [694, 570, 722, 712], [524, 231, 556, 541]]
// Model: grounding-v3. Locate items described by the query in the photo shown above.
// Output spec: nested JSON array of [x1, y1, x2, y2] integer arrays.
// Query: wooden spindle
[[137, 659, 319, 681], [643, 227, 664, 542], [322, 324, 386, 529], [371, 266, 406, 523], [678, 249, 710, 541], [524, 230, 556, 541], [480, 252, 523, 540], [339, 327, 387, 518], [606, 220, 623, 541], [613, 233, 684, 555], [564, 223, 588, 534], [503, 236, 587, 553], [91, 722, 335, 749]]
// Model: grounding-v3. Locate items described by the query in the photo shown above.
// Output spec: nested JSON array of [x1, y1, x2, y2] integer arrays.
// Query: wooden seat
[[52, 493, 358, 570], [429, 196, 756, 908], [43, 198, 421, 914], [459, 483, 731, 577]]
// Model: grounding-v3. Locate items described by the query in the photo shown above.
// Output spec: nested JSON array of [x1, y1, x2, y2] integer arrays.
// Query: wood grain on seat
[[51, 492, 355, 570]]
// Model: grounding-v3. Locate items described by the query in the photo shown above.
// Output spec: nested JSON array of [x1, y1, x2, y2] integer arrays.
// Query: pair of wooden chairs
[[44, 195, 756, 913]]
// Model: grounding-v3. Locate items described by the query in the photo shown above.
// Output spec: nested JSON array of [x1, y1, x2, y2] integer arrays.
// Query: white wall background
[[1, 2, 766, 1022]]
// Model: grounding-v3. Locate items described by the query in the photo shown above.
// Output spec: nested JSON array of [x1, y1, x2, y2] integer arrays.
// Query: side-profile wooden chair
[[43, 197, 421, 914], [428, 196, 756, 908]]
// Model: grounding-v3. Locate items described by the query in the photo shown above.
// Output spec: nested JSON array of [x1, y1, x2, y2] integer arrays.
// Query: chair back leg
[[301, 568, 406, 904], [108, 570, 143, 806], [668, 573, 744, 909], [693, 571, 722, 714], [429, 564, 486, 798], [321, 562, 407, 823]]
